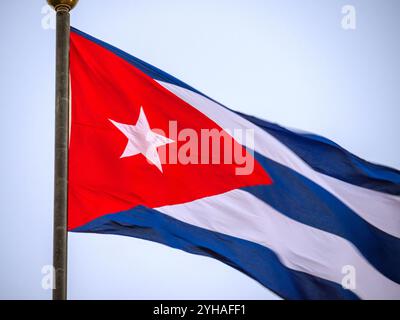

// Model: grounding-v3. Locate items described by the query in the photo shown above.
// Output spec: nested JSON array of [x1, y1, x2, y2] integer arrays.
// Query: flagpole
[[48, 0, 78, 300]]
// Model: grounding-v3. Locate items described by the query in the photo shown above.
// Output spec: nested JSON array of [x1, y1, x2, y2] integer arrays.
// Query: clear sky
[[0, 0, 399, 299]]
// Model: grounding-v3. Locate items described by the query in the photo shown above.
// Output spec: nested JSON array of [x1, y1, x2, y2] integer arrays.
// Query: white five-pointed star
[[109, 107, 174, 172]]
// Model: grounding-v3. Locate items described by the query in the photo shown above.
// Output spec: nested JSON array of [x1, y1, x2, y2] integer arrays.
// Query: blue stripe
[[72, 206, 359, 300], [238, 112, 400, 196], [243, 152, 400, 284], [71, 27, 400, 196]]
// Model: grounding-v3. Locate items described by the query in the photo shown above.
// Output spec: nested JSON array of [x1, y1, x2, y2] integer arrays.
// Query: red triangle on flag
[[68, 31, 271, 230]]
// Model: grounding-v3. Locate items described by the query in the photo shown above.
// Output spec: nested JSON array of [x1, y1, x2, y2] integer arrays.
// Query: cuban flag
[[68, 27, 400, 300]]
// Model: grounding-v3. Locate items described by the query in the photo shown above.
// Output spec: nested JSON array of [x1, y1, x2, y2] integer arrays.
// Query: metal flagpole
[[47, 0, 78, 300]]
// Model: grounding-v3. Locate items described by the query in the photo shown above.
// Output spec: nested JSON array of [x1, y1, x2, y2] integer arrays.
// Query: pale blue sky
[[0, 0, 399, 299]]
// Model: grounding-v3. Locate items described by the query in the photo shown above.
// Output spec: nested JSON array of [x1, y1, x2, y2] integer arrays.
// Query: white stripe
[[157, 81, 400, 238], [156, 189, 400, 299]]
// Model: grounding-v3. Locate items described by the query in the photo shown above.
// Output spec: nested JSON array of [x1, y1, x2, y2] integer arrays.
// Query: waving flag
[[69, 27, 400, 300]]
